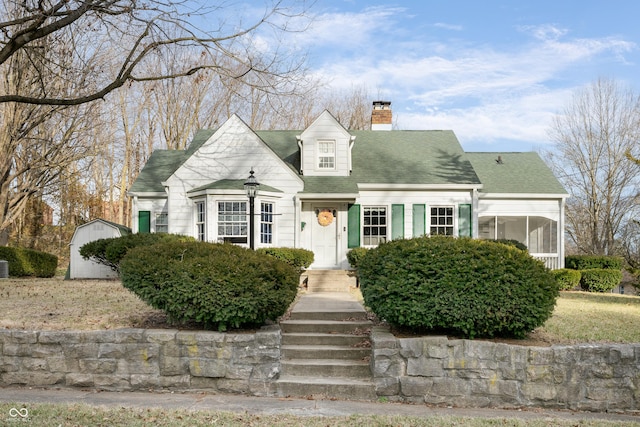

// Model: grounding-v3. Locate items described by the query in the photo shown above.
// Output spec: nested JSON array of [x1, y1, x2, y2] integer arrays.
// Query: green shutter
[[138, 211, 151, 233], [412, 204, 425, 237], [458, 204, 472, 237], [392, 204, 404, 240], [347, 204, 360, 248]]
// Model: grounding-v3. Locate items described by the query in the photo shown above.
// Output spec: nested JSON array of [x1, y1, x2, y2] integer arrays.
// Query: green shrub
[[119, 241, 299, 331], [0, 246, 57, 278], [552, 269, 581, 291], [80, 233, 195, 271], [358, 236, 558, 339], [565, 255, 623, 270], [346, 247, 369, 269], [256, 247, 314, 269], [580, 268, 623, 293], [492, 239, 528, 251]]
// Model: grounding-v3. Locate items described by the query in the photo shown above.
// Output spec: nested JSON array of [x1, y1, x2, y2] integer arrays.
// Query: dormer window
[[317, 140, 335, 169]]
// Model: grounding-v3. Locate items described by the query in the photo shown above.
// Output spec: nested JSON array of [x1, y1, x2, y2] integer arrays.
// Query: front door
[[311, 206, 338, 268]]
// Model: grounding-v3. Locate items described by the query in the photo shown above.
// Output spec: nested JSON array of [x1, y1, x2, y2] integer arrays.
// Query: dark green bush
[[346, 247, 369, 269], [0, 246, 57, 277], [119, 241, 299, 331], [492, 239, 528, 251], [565, 255, 623, 270], [256, 247, 314, 269], [579, 268, 622, 293], [552, 269, 581, 291], [80, 233, 195, 271], [358, 236, 558, 339]]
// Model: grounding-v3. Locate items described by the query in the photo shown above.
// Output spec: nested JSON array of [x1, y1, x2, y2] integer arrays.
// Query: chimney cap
[[373, 100, 391, 109]]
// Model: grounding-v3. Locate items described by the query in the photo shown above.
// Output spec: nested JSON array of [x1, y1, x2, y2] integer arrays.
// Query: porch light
[[244, 169, 260, 249]]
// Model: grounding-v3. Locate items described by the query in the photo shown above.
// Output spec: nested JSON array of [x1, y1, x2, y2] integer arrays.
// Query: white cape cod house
[[128, 102, 568, 270]]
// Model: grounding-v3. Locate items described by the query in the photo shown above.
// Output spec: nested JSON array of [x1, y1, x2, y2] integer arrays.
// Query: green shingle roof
[[130, 127, 564, 197], [465, 152, 568, 195], [188, 179, 283, 194]]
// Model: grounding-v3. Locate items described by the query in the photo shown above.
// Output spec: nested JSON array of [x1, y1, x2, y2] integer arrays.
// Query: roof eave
[[477, 192, 569, 199], [358, 183, 483, 191]]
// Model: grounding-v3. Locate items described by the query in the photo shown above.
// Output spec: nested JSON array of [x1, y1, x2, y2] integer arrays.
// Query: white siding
[[69, 220, 125, 279], [299, 111, 352, 177], [165, 115, 303, 244], [477, 198, 561, 221]]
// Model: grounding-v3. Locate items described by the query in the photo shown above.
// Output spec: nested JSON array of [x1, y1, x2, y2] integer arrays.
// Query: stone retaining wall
[[371, 326, 640, 411], [0, 327, 280, 395]]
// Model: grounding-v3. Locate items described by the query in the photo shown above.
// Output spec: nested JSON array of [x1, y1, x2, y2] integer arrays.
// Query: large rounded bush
[[358, 236, 559, 339], [119, 240, 299, 331]]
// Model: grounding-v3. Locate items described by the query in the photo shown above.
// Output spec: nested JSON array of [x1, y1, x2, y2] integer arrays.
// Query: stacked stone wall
[[0, 327, 280, 395], [371, 326, 640, 411]]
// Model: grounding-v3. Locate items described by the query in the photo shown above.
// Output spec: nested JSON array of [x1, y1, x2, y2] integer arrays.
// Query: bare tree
[[546, 77, 640, 255], [0, 0, 312, 106]]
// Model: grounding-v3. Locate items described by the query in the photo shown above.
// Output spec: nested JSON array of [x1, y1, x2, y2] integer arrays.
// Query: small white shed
[[69, 219, 131, 279]]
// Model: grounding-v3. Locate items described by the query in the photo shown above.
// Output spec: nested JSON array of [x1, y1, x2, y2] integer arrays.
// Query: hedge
[[358, 236, 558, 339], [565, 255, 623, 270], [80, 233, 195, 271], [346, 247, 369, 269], [0, 246, 58, 278], [580, 268, 623, 293], [552, 269, 581, 291], [119, 240, 299, 331], [256, 247, 314, 270]]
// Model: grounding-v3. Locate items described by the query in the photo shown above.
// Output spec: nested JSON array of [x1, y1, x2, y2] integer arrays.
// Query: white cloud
[[433, 22, 463, 31]]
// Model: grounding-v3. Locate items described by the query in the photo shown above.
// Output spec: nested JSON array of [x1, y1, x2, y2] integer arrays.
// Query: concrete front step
[[280, 319, 372, 335], [303, 270, 356, 293], [276, 376, 376, 401], [288, 310, 368, 321], [281, 332, 369, 347], [280, 359, 371, 378], [281, 345, 370, 360]]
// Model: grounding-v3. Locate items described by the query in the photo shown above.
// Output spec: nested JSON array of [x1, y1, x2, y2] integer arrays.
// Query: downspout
[[472, 188, 479, 238], [559, 198, 565, 269]]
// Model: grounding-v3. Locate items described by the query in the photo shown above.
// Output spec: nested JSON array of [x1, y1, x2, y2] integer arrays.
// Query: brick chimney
[[371, 101, 392, 131]]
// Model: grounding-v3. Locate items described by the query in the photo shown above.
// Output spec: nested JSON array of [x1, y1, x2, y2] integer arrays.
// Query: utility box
[[0, 260, 8, 278]]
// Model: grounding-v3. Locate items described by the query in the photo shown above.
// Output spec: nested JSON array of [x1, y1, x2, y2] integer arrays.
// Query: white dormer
[[297, 110, 355, 177]]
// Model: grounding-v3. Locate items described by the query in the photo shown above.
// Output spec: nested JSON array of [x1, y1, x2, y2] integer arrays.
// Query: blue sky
[[280, 1, 640, 152]]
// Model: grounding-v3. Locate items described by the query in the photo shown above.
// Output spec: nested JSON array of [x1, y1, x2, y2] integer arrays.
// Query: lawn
[[1, 402, 638, 426], [1, 277, 640, 345]]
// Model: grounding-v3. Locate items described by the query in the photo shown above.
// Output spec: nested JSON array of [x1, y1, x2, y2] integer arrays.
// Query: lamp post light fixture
[[244, 169, 259, 250]]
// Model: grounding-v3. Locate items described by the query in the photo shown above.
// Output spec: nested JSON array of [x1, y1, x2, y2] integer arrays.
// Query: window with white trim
[[155, 212, 168, 233], [430, 206, 454, 235], [260, 202, 274, 244], [217, 201, 247, 243], [317, 140, 335, 169], [195, 201, 206, 241], [363, 206, 387, 246]]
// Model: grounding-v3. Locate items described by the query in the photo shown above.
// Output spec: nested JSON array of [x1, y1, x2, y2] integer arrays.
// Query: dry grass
[[2, 277, 640, 346], [1, 403, 639, 426], [0, 277, 170, 331]]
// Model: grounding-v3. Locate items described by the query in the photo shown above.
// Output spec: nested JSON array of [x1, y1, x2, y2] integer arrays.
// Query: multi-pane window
[[261, 202, 274, 244], [318, 140, 335, 169], [218, 201, 247, 242], [195, 201, 206, 241], [363, 206, 387, 246], [430, 206, 454, 235], [155, 212, 168, 233], [479, 216, 557, 253]]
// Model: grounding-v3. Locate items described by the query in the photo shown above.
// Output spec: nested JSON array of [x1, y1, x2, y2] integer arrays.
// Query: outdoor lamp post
[[244, 169, 259, 250]]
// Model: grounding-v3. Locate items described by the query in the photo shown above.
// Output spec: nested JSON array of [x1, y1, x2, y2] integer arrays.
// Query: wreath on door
[[317, 209, 334, 227]]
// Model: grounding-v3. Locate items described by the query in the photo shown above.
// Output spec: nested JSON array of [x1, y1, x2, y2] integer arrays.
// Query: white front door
[[310, 205, 338, 268]]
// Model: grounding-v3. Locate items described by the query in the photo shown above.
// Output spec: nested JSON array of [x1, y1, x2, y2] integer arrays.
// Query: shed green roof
[[465, 152, 568, 195]]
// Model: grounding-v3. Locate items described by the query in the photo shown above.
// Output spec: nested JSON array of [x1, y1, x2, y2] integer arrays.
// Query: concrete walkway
[[1, 386, 639, 423]]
